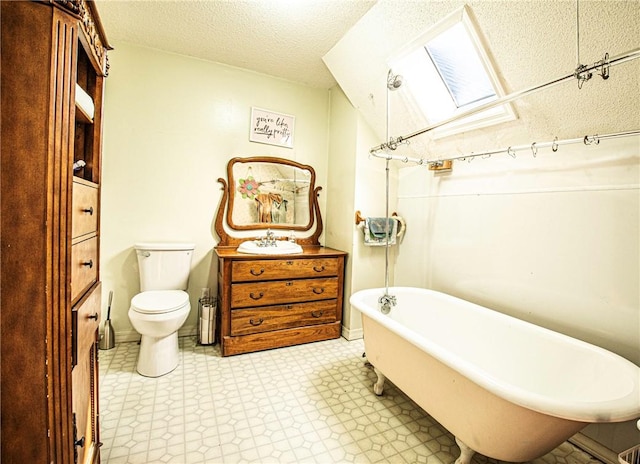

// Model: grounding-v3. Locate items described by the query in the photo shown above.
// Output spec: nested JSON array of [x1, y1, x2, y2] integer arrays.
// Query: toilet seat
[[131, 290, 189, 315]]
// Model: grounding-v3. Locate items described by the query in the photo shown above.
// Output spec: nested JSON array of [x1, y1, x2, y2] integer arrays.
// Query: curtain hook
[[552, 137, 559, 152], [583, 134, 600, 145], [507, 147, 516, 158], [600, 52, 610, 80], [531, 142, 538, 158]]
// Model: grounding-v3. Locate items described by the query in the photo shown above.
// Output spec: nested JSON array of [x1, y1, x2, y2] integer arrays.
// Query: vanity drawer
[[72, 282, 101, 366], [231, 277, 338, 308], [72, 178, 99, 239], [232, 257, 340, 282], [231, 300, 337, 336], [71, 236, 98, 303]]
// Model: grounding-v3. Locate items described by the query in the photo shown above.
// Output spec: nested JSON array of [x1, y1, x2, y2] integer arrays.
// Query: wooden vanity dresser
[[215, 246, 346, 356], [214, 156, 347, 356]]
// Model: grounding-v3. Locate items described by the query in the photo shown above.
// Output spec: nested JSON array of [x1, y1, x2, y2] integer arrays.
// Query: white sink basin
[[237, 240, 303, 255]]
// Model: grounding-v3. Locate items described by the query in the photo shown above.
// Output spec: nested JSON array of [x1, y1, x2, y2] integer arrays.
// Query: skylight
[[389, 6, 515, 138], [425, 22, 495, 108]]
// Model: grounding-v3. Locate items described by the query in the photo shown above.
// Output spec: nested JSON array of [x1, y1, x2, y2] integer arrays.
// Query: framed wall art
[[249, 107, 295, 148]]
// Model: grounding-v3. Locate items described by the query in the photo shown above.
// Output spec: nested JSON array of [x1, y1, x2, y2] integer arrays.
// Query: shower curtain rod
[[370, 47, 640, 154], [370, 129, 640, 166]]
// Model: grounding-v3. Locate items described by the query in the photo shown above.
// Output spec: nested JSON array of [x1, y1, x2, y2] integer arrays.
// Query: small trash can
[[198, 296, 217, 345], [618, 420, 640, 464], [619, 445, 640, 464]]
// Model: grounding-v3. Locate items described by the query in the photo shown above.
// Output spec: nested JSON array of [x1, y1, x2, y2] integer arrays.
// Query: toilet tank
[[135, 242, 195, 292]]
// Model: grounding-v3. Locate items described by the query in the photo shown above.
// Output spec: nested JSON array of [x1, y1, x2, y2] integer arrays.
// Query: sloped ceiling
[[94, 0, 376, 89], [324, 0, 640, 158]]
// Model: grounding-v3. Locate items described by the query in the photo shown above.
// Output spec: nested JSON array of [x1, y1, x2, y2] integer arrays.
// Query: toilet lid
[[131, 290, 189, 314]]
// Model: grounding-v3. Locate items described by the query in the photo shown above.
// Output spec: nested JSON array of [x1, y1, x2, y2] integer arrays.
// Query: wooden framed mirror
[[215, 156, 323, 246]]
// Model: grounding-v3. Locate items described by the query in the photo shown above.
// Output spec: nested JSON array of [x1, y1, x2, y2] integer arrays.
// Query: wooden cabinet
[[71, 176, 101, 463], [1, 1, 110, 462], [216, 247, 347, 356]]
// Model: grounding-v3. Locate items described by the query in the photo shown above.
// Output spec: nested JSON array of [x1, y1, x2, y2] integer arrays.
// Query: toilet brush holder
[[99, 319, 115, 350], [99, 290, 115, 350]]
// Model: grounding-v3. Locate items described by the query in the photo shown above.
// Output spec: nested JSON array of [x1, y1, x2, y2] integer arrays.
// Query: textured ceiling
[[94, 0, 376, 89], [94, 0, 639, 151], [324, 0, 640, 154]]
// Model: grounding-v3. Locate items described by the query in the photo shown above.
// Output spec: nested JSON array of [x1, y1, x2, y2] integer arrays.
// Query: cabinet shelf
[[75, 102, 93, 124], [72, 176, 98, 188]]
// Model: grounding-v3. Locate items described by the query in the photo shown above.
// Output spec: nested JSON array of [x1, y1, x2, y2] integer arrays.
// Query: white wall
[[326, 86, 400, 339], [325, 86, 357, 337], [101, 43, 331, 341]]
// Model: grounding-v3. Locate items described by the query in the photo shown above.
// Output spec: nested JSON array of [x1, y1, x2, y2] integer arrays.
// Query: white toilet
[[128, 242, 195, 377]]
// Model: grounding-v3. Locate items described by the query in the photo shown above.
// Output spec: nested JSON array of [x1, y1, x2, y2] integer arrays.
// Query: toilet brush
[[99, 291, 115, 350]]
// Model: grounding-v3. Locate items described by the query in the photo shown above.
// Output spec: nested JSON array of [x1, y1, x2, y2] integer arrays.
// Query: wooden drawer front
[[231, 300, 337, 336], [73, 282, 101, 365], [71, 237, 98, 303], [231, 277, 338, 308], [72, 180, 98, 239], [232, 258, 340, 282]]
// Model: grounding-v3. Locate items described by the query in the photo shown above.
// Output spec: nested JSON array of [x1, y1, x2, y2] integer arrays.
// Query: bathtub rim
[[350, 286, 640, 423]]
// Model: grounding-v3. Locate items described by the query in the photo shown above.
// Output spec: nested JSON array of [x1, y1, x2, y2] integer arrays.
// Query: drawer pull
[[285, 305, 293, 310], [88, 313, 98, 320], [81, 259, 94, 269], [286, 281, 293, 286], [311, 310, 324, 318], [250, 268, 265, 276], [286, 261, 294, 265], [313, 265, 325, 272], [312, 287, 325, 295], [82, 206, 94, 215], [249, 292, 264, 300], [249, 318, 264, 326]]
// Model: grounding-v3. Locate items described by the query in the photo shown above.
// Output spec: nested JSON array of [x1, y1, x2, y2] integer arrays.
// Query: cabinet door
[[232, 257, 340, 282], [231, 300, 337, 335], [72, 283, 101, 464], [72, 179, 99, 239], [71, 236, 98, 303], [231, 277, 339, 308]]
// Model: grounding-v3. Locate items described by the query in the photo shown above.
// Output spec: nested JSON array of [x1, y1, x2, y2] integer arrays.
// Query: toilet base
[[136, 332, 180, 377]]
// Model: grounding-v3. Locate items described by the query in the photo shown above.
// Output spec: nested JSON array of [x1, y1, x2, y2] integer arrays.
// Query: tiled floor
[[99, 337, 602, 464]]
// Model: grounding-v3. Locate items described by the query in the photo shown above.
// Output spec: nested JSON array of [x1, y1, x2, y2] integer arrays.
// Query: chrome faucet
[[378, 294, 397, 314], [257, 229, 277, 247]]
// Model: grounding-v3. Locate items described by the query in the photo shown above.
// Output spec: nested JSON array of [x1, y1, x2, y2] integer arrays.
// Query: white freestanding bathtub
[[350, 287, 640, 463]]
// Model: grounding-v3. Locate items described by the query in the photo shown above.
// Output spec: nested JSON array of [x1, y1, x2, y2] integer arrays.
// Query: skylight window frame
[[388, 5, 516, 139]]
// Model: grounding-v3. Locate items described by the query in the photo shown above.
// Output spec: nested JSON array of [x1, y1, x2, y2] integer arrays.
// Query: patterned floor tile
[[99, 337, 602, 464]]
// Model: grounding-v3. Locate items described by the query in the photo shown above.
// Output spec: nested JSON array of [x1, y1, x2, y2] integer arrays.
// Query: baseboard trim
[[569, 433, 618, 464], [341, 325, 363, 341], [112, 324, 198, 344]]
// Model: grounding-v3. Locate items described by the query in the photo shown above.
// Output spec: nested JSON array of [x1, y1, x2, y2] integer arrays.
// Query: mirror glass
[[227, 157, 315, 231]]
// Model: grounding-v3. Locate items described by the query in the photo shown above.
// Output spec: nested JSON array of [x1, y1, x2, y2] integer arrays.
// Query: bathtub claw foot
[[454, 437, 475, 464], [373, 368, 385, 395]]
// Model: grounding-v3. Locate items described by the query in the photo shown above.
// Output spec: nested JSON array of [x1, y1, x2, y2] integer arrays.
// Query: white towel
[[75, 83, 95, 120]]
